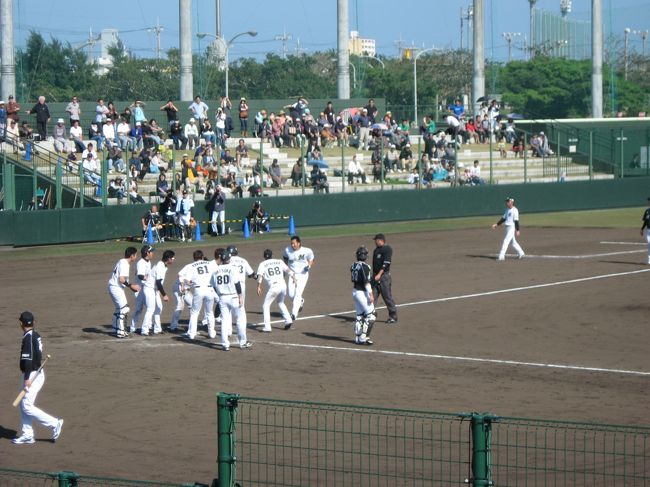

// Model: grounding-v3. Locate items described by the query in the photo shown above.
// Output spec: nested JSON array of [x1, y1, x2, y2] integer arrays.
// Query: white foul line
[[267, 342, 650, 377], [524, 249, 645, 259], [600, 241, 646, 246]]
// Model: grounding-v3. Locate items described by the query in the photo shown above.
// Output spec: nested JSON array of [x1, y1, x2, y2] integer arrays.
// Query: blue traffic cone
[[24, 142, 32, 161], [243, 219, 251, 239], [146, 222, 154, 244], [288, 215, 296, 236], [194, 220, 202, 241], [266, 214, 271, 233]]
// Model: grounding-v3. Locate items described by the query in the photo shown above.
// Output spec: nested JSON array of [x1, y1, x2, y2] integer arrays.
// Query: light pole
[[624, 27, 631, 80], [632, 29, 649, 57], [197, 30, 257, 98], [502, 32, 521, 62], [413, 47, 438, 129]]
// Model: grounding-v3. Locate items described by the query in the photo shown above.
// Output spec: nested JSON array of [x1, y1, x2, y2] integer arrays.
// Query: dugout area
[[0, 224, 648, 484]]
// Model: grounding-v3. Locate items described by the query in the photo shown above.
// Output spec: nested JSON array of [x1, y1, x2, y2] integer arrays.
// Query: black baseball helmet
[[219, 249, 231, 263], [356, 246, 369, 261], [226, 244, 238, 256], [141, 245, 154, 257], [263, 249, 273, 259]]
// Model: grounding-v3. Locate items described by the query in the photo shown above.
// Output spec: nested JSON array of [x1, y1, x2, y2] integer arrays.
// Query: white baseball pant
[[138, 287, 156, 335], [187, 287, 215, 339], [170, 283, 192, 329], [498, 225, 524, 260], [288, 271, 309, 318], [262, 283, 292, 331], [218, 295, 247, 349], [645, 229, 650, 264], [18, 371, 58, 439], [108, 284, 128, 334]]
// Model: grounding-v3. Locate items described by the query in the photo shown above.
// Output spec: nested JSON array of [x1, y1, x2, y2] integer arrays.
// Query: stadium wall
[[2, 177, 649, 246]]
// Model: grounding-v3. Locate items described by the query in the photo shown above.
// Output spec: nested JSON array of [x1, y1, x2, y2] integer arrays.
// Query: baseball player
[[227, 244, 256, 327], [640, 196, 650, 264], [176, 190, 195, 242], [169, 255, 197, 332], [202, 248, 223, 329], [108, 246, 141, 338], [350, 246, 376, 345], [211, 249, 251, 351], [13, 311, 64, 445], [152, 250, 176, 333], [256, 249, 295, 331], [283, 235, 315, 321], [184, 250, 218, 340], [130, 245, 156, 335], [372, 234, 398, 323], [492, 197, 525, 261]]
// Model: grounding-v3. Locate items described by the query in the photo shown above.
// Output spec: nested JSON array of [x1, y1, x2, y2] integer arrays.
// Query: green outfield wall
[[1, 177, 649, 246]]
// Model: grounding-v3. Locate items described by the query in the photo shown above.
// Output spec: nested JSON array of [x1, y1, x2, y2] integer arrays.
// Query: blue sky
[[12, 0, 650, 61]]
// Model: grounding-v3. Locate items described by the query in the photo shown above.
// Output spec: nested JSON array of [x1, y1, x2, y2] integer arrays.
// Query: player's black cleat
[[386, 318, 397, 324], [284, 321, 293, 330]]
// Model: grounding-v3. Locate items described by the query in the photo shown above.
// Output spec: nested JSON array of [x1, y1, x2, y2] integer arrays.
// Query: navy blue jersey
[[351, 261, 372, 290], [20, 329, 43, 380]]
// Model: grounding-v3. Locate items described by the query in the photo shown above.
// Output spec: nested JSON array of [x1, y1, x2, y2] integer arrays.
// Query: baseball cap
[[19, 311, 34, 325], [57, 118, 64, 123], [142, 245, 155, 253], [373, 233, 386, 241], [0, 100, 5, 105], [505, 196, 515, 202]]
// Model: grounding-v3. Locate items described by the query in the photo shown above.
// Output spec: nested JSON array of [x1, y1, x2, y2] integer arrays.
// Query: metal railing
[[0, 469, 191, 487], [217, 393, 650, 487]]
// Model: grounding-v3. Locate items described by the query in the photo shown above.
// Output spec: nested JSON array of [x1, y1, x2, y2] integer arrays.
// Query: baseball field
[[0, 207, 648, 484]]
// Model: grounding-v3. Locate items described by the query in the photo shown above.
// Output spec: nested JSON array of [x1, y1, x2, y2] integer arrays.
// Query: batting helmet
[[356, 246, 369, 261], [263, 249, 273, 259], [226, 244, 239, 256], [219, 249, 231, 263]]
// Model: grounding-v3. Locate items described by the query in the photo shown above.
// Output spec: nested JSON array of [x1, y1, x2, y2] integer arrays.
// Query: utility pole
[[337, 0, 350, 99], [624, 27, 630, 80], [472, 0, 485, 116], [0, 0, 16, 101], [502, 32, 521, 62], [592, 0, 603, 118], [275, 28, 292, 59], [148, 18, 164, 60], [179, 0, 193, 101], [529, 0, 537, 58], [216, 0, 221, 39]]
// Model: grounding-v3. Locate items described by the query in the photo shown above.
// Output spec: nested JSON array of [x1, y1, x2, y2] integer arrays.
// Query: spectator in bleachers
[[120, 106, 132, 124], [291, 158, 303, 187], [347, 154, 367, 184], [148, 119, 165, 146], [95, 98, 109, 127], [384, 144, 401, 173], [469, 160, 485, 185], [130, 121, 144, 150], [109, 177, 126, 203], [102, 118, 117, 149], [67, 120, 85, 153], [407, 168, 420, 187], [189, 95, 209, 124], [269, 159, 283, 188], [530, 134, 543, 157], [512, 135, 524, 156], [6, 119, 20, 153], [107, 101, 119, 123], [156, 173, 169, 200], [82, 152, 101, 186], [7, 95, 20, 124], [399, 143, 414, 171], [448, 98, 465, 119], [215, 107, 227, 149], [129, 179, 146, 204], [184, 118, 199, 150], [235, 138, 248, 167], [107, 146, 125, 173], [88, 122, 104, 150], [357, 108, 371, 150], [504, 118, 516, 143], [539, 131, 553, 156], [116, 118, 133, 151], [310, 165, 329, 194], [170, 120, 187, 150], [52, 118, 67, 153], [220, 96, 233, 135], [238, 97, 249, 137], [334, 116, 348, 147], [160, 100, 179, 128], [19, 121, 33, 142], [65, 96, 81, 126], [201, 119, 216, 146], [283, 117, 298, 148], [465, 118, 477, 144], [254, 109, 265, 138], [131, 100, 147, 125], [365, 98, 378, 123], [26, 95, 51, 141]]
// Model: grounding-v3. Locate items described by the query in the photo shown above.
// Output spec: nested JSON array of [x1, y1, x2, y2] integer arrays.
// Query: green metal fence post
[[55, 161, 63, 209], [556, 131, 562, 182], [79, 163, 85, 208], [523, 133, 528, 183], [380, 136, 384, 191], [341, 143, 346, 193], [300, 136, 306, 195], [589, 130, 593, 180], [619, 129, 625, 179], [32, 154, 38, 210], [217, 392, 240, 487], [259, 139, 265, 188], [101, 155, 108, 207], [417, 135, 422, 189], [57, 471, 79, 487], [488, 133, 493, 184], [469, 413, 495, 487], [4, 158, 16, 210]]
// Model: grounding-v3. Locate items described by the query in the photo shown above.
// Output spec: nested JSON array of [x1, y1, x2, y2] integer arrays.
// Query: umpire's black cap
[[373, 233, 386, 241], [19, 311, 34, 325]]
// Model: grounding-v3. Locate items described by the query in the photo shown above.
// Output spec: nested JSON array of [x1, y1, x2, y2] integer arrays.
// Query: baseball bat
[[12, 354, 51, 407]]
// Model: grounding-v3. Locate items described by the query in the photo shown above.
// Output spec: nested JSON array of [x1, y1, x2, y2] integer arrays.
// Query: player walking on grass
[[492, 197, 525, 261], [372, 234, 397, 323], [283, 236, 314, 321], [152, 250, 175, 333], [640, 196, 650, 265], [130, 245, 156, 335], [257, 249, 295, 331], [108, 246, 140, 338], [211, 249, 251, 351], [351, 246, 376, 345], [13, 311, 64, 445]]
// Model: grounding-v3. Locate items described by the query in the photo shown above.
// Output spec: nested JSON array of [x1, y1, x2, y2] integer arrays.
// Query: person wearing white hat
[[52, 118, 68, 153], [492, 197, 525, 261], [184, 117, 199, 149]]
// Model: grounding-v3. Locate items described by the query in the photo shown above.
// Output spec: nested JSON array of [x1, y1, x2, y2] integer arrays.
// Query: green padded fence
[[0, 468, 195, 487], [218, 394, 650, 487]]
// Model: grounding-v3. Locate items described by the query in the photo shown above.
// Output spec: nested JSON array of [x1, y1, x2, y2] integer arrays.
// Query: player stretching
[[211, 249, 251, 351], [152, 250, 175, 333], [257, 249, 295, 331], [283, 235, 314, 321], [492, 197, 525, 261], [351, 246, 376, 345], [107, 247, 140, 338]]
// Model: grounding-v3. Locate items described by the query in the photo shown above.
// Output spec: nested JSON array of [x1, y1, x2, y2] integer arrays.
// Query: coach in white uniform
[[184, 250, 218, 339], [130, 245, 156, 335], [492, 197, 525, 261], [153, 250, 175, 334], [257, 249, 294, 331], [283, 235, 314, 320], [107, 247, 140, 338], [211, 250, 251, 351]]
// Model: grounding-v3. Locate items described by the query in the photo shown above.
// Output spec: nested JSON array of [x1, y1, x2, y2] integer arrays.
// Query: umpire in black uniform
[[372, 234, 397, 323]]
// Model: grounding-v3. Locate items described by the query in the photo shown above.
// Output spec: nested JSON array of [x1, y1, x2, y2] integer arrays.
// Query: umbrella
[[476, 96, 488, 103], [507, 113, 525, 120], [307, 159, 329, 169], [371, 123, 388, 130]]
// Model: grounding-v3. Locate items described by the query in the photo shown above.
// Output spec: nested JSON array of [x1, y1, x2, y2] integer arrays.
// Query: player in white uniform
[[202, 248, 223, 329], [169, 258, 196, 331], [107, 247, 140, 338], [184, 250, 218, 340], [492, 197, 525, 261], [350, 246, 376, 345], [211, 249, 251, 351], [152, 250, 175, 334], [227, 244, 256, 328], [130, 245, 156, 335], [257, 249, 295, 331], [283, 236, 314, 321], [176, 190, 195, 242]]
